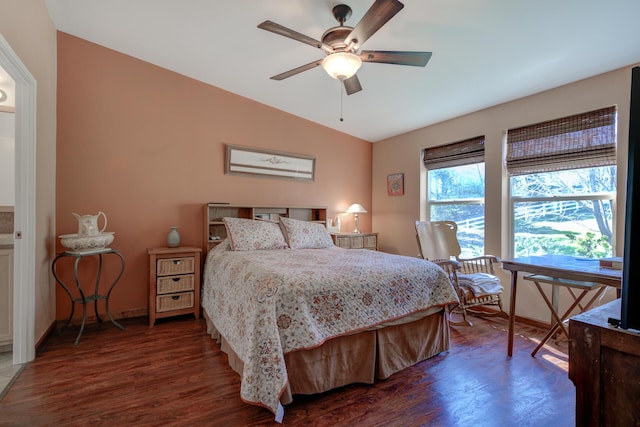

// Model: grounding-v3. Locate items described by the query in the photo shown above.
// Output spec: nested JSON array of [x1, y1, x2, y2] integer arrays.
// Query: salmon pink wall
[[55, 32, 372, 320]]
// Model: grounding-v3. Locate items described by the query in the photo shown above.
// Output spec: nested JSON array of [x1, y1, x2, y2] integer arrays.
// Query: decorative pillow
[[279, 217, 334, 249], [223, 217, 288, 251]]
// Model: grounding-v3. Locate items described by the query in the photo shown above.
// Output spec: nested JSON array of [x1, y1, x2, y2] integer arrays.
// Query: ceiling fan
[[257, 0, 432, 95]]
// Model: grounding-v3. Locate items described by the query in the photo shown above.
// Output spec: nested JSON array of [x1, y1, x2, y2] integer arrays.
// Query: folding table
[[501, 255, 621, 356]]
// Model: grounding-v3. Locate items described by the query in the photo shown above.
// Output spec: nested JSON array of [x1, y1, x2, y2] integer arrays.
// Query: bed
[[201, 216, 458, 422]]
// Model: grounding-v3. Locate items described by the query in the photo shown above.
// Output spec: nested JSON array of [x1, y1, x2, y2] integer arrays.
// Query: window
[[507, 107, 617, 258], [424, 136, 486, 257]]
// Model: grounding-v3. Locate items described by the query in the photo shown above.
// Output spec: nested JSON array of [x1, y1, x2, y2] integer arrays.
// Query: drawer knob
[[172, 260, 182, 265], [171, 295, 180, 301]]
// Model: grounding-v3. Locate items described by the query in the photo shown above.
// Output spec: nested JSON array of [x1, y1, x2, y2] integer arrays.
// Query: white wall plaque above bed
[[225, 144, 315, 182]]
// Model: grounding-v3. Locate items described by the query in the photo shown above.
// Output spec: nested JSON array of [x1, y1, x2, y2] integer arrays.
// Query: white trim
[[0, 35, 37, 364]]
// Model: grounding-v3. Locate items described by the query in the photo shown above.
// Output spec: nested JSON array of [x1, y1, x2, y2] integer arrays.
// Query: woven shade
[[506, 106, 617, 175], [423, 136, 485, 170]]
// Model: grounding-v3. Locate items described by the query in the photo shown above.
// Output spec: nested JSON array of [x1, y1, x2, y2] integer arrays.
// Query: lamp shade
[[321, 52, 362, 81], [346, 203, 367, 214]]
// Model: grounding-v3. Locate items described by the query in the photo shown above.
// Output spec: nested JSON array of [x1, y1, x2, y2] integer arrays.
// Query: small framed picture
[[387, 173, 404, 196]]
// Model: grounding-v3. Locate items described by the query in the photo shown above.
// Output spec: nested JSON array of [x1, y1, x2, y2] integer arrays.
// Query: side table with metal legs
[[51, 248, 125, 345]]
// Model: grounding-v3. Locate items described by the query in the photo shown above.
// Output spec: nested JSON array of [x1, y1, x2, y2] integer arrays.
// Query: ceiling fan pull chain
[[340, 82, 344, 122]]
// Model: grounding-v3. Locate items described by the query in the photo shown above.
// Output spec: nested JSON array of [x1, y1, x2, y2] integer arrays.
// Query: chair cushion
[[457, 273, 503, 297]]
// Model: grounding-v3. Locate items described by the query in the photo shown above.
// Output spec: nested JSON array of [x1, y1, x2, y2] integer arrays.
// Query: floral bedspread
[[201, 242, 458, 420]]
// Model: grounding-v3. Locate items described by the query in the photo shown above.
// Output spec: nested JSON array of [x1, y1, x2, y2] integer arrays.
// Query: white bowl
[[59, 232, 114, 251]]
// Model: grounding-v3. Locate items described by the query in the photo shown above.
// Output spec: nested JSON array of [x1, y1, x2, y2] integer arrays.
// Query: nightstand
[[331, 233, 378, 250], [148, 246, 202, 326]]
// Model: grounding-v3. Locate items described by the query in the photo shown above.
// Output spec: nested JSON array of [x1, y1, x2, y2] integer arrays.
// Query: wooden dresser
[[569, 299, 640, 426], [331, 233, 378, 250], [148, 246, 202, 326]]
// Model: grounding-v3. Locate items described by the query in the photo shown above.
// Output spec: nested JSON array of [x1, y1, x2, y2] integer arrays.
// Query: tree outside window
[[428, 163, 485, 257], [511, 167, 615, 258], [424, 136, 487, 257], [507, 107, 617, 258]]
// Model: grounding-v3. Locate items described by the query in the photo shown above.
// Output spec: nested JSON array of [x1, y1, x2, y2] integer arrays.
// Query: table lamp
[[346, 203, 367, 233]]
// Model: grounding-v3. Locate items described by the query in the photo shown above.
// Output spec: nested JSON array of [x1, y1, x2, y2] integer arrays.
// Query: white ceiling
[[44, 0, 640, 142]]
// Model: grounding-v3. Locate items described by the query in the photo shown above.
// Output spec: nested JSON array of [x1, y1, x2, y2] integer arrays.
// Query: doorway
[[0, 70, 15, 356], [0, 35, 37, 364]]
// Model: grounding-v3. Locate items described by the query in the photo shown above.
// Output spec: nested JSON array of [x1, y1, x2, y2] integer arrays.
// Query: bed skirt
[[204, 308, 449, 405]]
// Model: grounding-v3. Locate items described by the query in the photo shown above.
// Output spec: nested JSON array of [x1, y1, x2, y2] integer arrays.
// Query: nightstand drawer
[[156, 292, 194, 313], [350, 236, 365, 249], [331, 233, 378, 251], [157, 257, 194, 276], [363, 235, 377, 250], [157, 274, 195, 295], [335, 236, 352, 249]]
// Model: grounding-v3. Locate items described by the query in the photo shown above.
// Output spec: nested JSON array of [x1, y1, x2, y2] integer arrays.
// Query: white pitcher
[[73, 211, 107, 236]]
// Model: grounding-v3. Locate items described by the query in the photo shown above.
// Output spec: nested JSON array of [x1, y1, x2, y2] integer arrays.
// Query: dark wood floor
[[0, 314, 574, 426]]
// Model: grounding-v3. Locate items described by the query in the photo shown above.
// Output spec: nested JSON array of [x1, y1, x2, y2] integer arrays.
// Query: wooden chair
[[415, 220, 506, 326]]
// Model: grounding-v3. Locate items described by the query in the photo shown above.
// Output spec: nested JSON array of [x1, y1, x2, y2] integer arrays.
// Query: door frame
[[0, 34, 37, 364]]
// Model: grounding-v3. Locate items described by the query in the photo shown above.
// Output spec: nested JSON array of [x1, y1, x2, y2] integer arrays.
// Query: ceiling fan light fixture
[[321, 52, 362, 81]]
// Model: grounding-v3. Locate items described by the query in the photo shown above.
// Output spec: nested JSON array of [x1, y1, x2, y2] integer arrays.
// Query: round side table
[[51, 248, 125, 345]]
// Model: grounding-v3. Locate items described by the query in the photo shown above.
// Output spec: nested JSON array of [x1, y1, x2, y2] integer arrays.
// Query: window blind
[[423, 136, 485, 170], [506, 106, 617, 175]]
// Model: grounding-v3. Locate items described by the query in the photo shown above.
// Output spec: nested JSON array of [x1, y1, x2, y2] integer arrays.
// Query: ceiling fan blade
[[344, 0, 404, 50], [258, 20, 334, 54], [270, 59, 323, 81], [344, 75, 363, 95], [360, 50, 432, 67]]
